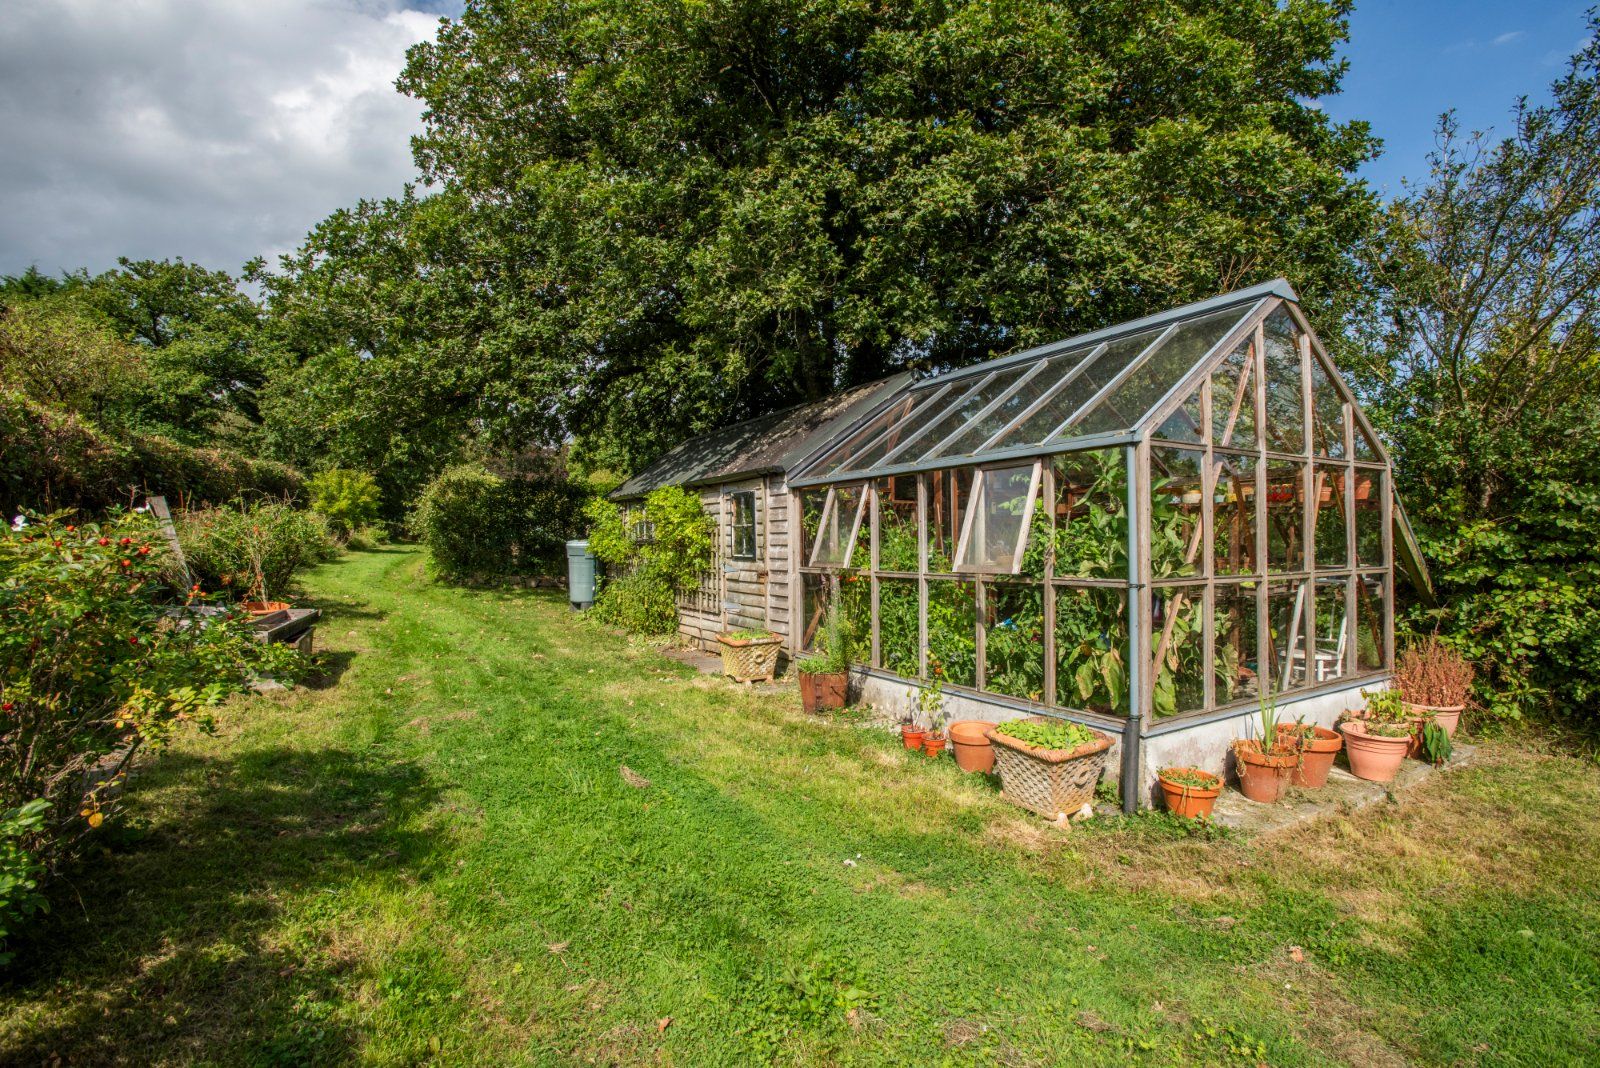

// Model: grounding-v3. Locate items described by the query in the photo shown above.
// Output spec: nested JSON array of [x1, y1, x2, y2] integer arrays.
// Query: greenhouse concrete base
[[855, 669, 1389, 807]]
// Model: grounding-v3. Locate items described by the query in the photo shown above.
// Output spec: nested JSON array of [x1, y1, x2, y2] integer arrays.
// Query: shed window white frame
[[729, 490, 757, 560], [953, 460, 1042, 574]]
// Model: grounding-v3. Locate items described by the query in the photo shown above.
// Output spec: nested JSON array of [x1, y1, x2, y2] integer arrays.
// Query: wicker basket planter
[[717, 631, 782, 683], [985, 716, 1114, 818]]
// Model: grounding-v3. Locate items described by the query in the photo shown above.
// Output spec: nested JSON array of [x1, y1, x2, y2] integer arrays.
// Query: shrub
[[0, 391, 303, 517], [0, 511, 302, 946], [585, 486, 713, 636], [411, 462, 588, 581], [307, 469, 380, 538], [0, 800, 49, 965], [178, 500, 337, 603]]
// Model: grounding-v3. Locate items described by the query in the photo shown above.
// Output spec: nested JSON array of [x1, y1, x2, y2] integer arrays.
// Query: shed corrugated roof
[[610, 373, 911, 499]]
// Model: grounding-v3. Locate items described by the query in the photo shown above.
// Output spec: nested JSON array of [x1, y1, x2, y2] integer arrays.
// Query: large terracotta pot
[[1234, 746, 1296, 803], [1341, 720, 1411, 782], [1278, 725, 1344, 788], [1158, 768, 1222, 819], [948, 720, 998, 774], [799, 670, 848, 714], [1404, 702, 1464, 739]]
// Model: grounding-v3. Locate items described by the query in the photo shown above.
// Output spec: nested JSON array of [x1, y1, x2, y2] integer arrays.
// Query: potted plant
[[948, 719, 998, 773], [1157, 767, 1222, 820], [1276, 717, 1344, 789], [915, 678, 948, 758], [985, 717, 1113, 818], [900, 717, 925, 751], [1231, 688, 1299, 803], [1393, 635, 1473, 739], [717, 628, 783, 683], [796, 604, 852, 713], [1340, 688, 1413, 783]]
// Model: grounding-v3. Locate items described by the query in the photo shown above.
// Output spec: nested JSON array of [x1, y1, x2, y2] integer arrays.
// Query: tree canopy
[[259, 0, 1377, 474]]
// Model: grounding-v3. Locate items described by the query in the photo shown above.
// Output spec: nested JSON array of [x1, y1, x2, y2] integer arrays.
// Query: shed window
[[730, 491, 757, 559]]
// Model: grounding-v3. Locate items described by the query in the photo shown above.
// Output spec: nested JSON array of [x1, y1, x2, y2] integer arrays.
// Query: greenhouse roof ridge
[[917, 277, 1299, 391]]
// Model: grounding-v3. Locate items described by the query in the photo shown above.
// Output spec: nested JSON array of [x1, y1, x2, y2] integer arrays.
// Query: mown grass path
[[3, 547, 1598, 1065]]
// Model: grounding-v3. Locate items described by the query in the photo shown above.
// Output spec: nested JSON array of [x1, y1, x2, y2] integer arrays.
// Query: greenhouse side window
[[808, 484, 867, 568], [954, 462, 1042, 574]]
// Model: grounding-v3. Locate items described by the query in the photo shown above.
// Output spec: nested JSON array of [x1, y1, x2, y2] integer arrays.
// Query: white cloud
[[1493, 30, 1527, 47], [0, 1, 446, 277]]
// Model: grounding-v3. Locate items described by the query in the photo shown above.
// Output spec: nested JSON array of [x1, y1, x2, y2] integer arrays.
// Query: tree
[[1358, 19, 1600, 722], [294, 0, 1379, 474]]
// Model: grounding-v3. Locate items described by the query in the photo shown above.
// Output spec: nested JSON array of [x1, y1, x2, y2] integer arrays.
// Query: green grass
[[3, 546, 1598, 1065]]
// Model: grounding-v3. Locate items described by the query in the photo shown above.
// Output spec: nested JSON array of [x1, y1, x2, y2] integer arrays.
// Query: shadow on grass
[[0, 744, 442, 1066]]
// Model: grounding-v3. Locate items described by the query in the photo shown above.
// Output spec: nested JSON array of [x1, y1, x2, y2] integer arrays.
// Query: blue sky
[[0, 1, 1593, 278], [1326, 1, 1594, 195]]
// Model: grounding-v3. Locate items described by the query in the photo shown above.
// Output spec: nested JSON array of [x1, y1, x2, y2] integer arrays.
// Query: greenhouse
[[617, 279, 1429, 808]]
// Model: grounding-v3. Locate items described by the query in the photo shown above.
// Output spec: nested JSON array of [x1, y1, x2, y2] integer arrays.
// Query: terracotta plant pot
[[1404, 702, 1464, 739], [901, 724, 925, 751], [1234, 746, 1297, 803], [1158, 768, 1222, 819], [1340, 720, 1411, 783], [1277, 725, 1344, 789], [243, 600, 291, 615], [798, 670, 848, 714], [922, 734, 947, 758], [948, 720, 998, 774]]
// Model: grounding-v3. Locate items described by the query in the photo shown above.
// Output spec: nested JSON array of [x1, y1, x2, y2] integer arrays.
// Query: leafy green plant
[[1422, 720, 1454, 765], [1158, 767, 1220, 790], [797, 602, 853, 675], [585, 486, 713, 636], [412, 462, 588, 581], [306, 468, 380, 537], [0, 799, 49, 965], [177, 499, 336, 603], [995, 718, 1095, 751], [1, 510, 302, 918], [1363, 687, 1407, 723]]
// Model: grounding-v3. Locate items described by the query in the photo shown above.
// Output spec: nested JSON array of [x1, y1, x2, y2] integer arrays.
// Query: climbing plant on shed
[[585, 486, 713, 635]]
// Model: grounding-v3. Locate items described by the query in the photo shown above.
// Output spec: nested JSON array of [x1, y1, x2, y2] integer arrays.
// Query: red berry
[[119, 537, 132, 546], [120, 559, 131, 567], [2, 702, 13, 712], [129, 636, 139, 645], [98, 537, 109, 546]]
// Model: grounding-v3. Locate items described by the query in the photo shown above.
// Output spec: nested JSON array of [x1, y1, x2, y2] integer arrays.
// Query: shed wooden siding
[[672, 475, 795, 651]]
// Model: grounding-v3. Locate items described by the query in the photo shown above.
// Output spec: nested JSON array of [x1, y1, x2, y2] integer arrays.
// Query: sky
[[0, 1, 1593, 280]]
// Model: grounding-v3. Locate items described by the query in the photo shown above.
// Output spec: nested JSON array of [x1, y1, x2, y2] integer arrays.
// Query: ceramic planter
[[1278, 725, 1344, 788], [243, 600, 291, 615], [948, 720, 997, 773], [798, 670, 848, 714], [716, 632, 782, 683], [1404, 702, 1464, 739], [1341, 720, 1411, 782], [900, 724, 925, 750], [1157, 768, 1222, 819], [1234, 745, 1297, 803]]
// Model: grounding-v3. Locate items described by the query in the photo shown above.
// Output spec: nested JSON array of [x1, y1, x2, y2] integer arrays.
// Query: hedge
[[0, 392, 302, 516]]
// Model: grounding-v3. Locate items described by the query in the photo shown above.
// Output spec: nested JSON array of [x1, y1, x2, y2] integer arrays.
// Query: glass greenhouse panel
[[800, 488, 829, 563], [1355, 469, 1385, 566], [928, 468, 973, 572], [809, 483, 867, 567], [1354, 419, 1380, 462], [1051, 449, 1127, 578], [1211, 452, 1257, 575], [1356, 574, 1387, 672], [878, 579, 920, 677], [927, 579, 977, 687], [1267, 580, 1309, 691], [829, 387, 962, 475], [811, 391, 927, 477], [1311, 576, 1351, 682], [1211, 338, 1257, 448], [983, 581, 1046, 701], [1214, 581, 1260, 705], [1309, 358, 1346, 458], [990, 327, 1165, 449], [875, 476, 919, 572], [1074, 305, 1247, 438], [1152, 585, 1206, 717], [887, 367, 1031, 466], [1055, 586, 1128, 714], [1312, 465, 1349, 569], [1263, 309, 1305, 454], [1152, 380, 1206, 444], [1265, 462, 1306, 572], [956, 463, 1041, 573], [1151, 446, 1204, 579], [932, 353, 1080, 459]]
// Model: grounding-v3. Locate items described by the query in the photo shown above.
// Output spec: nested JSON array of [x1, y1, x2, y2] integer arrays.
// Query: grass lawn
[[3, 546, 1599, 1066]]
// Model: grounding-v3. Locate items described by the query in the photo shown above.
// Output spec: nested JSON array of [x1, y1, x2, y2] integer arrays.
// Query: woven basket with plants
[[986, 716, 1112, 818], [717, 629, 782, 683]]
